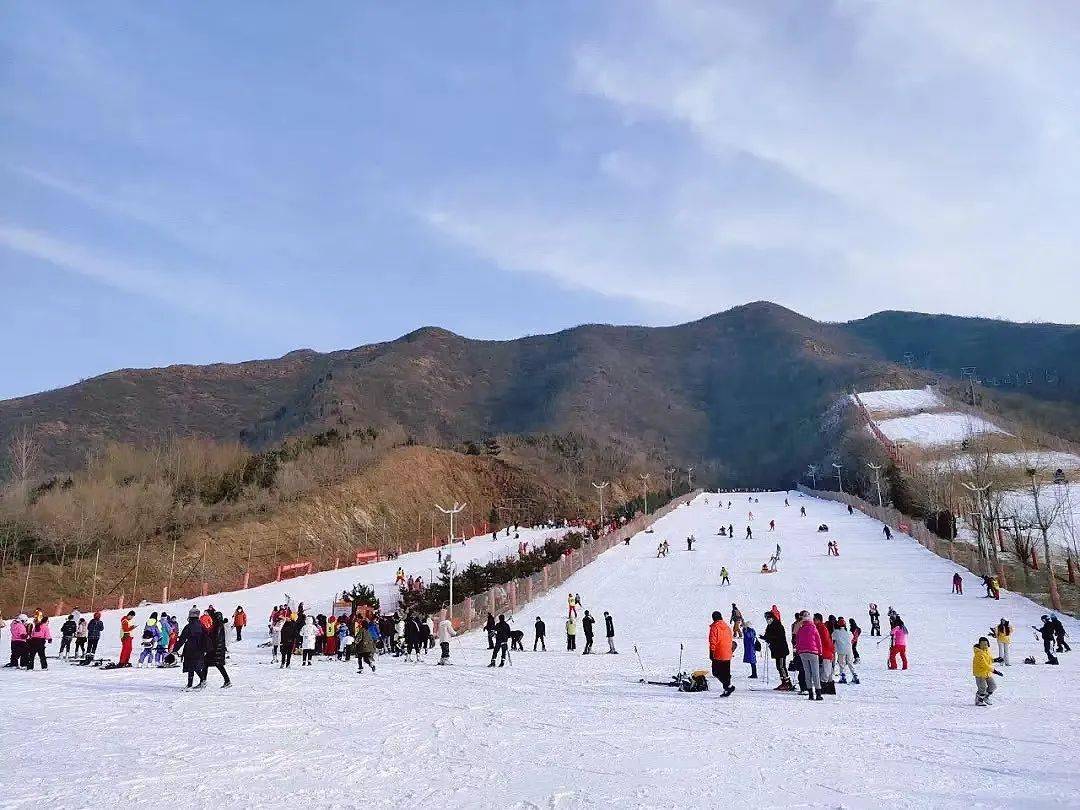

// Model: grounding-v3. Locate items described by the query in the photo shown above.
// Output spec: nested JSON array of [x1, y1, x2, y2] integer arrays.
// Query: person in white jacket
[[437, 617, 456, 665], [271, 618, 284, 663], [832, 618, 859, 684], [299, 616, 318, 666]]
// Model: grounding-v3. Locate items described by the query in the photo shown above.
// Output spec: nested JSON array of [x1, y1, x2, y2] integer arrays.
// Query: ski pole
[[677, 642, 684, 676], [633, 644, 647, 682]]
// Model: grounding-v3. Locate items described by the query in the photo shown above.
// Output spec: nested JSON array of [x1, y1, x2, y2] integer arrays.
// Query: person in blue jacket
[[743, 621, 758, 679], [367, 617, 382, 653], [87, 612, 104, 657]]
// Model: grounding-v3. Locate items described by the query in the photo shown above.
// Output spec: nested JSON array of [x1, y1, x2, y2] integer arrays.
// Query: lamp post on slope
[[867, 462, 884, 508], [639, 473, 651, 516], [592, 481, 609, 528], [435, 501, 466, 620]]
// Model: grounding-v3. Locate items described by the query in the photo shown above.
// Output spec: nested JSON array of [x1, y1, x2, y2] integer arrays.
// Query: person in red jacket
[[119, 611, 137, 667], [708, 611, 736, 697], [813, 613, 835, 688], [232, 606, 247, 642]]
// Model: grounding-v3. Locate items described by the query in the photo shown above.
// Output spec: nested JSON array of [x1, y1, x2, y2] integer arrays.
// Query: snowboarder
[[888, 615, 909, 670], [953, 572, 964, 594], [720, 567, 730, 586], [58, 614, 77, 660], [565, 616, 576, 650], [708, 611, 735, 696], [868, 604, 881, 636], [232, 607, 247, 642], [1050, 615, 1071, 652], [534, 617, 546, 651], [488, 614, 511, 667], [832, 618, 859, 684], [763, 613, 793, 690], [177, 608, 208, 689], [485, 613, 496, 649], [582, 611, 596, 654], [742, 622, 758, 679], [436, 616, 454, 666], [883, 525, 892, 540], [604, 611, 617, 654], [972, 637, 1001, 706], [994, 619, 1011, 666]]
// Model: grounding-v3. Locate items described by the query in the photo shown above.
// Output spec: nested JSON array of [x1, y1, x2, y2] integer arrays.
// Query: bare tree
[[7, 425, 41, 503], [1024, 466, 1064, 611]]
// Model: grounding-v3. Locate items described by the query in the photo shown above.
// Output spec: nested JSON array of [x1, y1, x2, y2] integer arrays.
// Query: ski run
[[2, 492, 1079, 809]]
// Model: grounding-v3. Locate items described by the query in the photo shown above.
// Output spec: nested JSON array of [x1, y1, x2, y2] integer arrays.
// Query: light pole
[[867, 462, 884, 508], [832, 463, 844, 494], [639, 473, 651, 516], [686, 466, 694, 492], [806, 465, 818, 489], [961, 482, 991, 575], [666, 467, 676, 497], [435, 501, 466, 619], [591, 481, 609, 527]]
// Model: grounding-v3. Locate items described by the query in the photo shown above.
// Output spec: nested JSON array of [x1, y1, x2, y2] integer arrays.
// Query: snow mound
[[874, 411, 1009, 448], [929, 450, 1080, 474], [855, 387, 944, 416]]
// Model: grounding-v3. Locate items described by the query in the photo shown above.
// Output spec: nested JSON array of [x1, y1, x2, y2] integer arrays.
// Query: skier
[[832, 617, 859, 684], [742, 622, 758, 679], [604, 611, 617, 654], [485, 613, 496, 649], [119, 610, 137, 667], [720, 567, 730, 586], [868, 604, 881, 637], [232, 606, 247, 642], [26, 616, 52, 670], [356, 620, 377, 672], [794, 611, 824, 701], [730, 603, 743, 634], [1050, 615, 1071, 652], [565, 616, 576, 650], [708, 611, 735, 696], [534, 616, 546, 651], [800, 506, 806, 517], [74, 617, 88, 659], [300, 616, 318, 666], [177, 608, 208, 689], [87, 611, 103, 657], [488, 614, 511, 667], [972, 637, 1002, 706], [888, 615, 909, 670], [58, 614, 77, 660], [279, 614, 298, 668], [686, 535, 695, 551], [582, 610, 596, 654], [137, 613, 160, 667], [567, 593, 577, 619], [769, 520, 775, 532], [952, 572, 964, 594], [762, 612, 792, 691], [204, 611, 231, 687], [1035, 617, 1057, 663], [436, 615, 455, 665], [993, 619, 1011, 666], [745, 526, 753, 540], [883, 525, 892, 540]]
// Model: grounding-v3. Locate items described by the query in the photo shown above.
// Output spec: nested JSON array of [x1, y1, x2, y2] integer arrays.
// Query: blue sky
[[3, 2, 1078, 399]]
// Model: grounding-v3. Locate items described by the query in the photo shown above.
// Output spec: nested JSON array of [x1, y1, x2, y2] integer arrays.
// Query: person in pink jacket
[[27, 615, 53, 670], [794, 611, 825, 701], [888, 615, 909, 670], [6, 615, 30, 668]]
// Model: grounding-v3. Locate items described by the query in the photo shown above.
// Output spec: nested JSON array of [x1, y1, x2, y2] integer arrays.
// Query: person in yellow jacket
[[972, 637, 1001, 706], [993, 619, 1011, 666], [565, 616, 577, 651]]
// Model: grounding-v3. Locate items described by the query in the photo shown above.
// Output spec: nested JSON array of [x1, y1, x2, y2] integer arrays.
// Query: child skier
[[972, 637, 1002, 706], [994, 619, 1011, 666]]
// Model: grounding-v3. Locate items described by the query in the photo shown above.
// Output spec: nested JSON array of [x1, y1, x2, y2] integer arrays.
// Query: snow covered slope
[[2, 493, 1078, 808], [856, 387, 944, 416], [874, 411, 1009, 448]]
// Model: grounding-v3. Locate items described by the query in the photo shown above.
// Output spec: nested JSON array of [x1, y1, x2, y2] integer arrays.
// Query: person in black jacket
[[488, 615, 511, 667], [58, 615, 77, 659], [533, 617, 546, 651], [1037, 616, 1058, 663], [485, 613, 496, 650], [763, 612, 793, 690], [603, 611, 617, 654], [404, 614, 422, 662], [582, 611, 595, 654], [279, 616, 297, 669], [177, 609, 208, 689], [203, 611, 231, 687], [1050, 615, 1071, 652], [87, 612, 104, 656]]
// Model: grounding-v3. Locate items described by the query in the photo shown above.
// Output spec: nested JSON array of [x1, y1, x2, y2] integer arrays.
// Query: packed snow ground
[[874, 411, 1009, 448], [855, 387, 944, 416], [3, 493, 1079, 809]]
